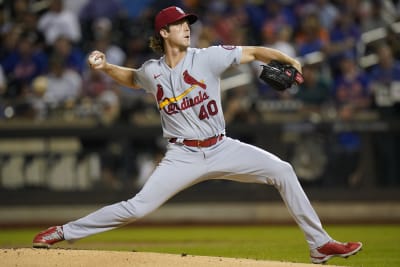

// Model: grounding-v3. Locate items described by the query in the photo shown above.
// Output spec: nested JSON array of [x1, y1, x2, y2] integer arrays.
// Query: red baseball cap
[[155, 6, 198, 34]]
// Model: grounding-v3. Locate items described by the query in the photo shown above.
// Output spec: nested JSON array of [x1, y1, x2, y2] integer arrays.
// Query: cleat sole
[[32, 243, 51, 249]]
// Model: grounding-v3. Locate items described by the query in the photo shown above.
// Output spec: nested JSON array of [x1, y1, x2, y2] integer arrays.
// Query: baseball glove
[[259, 60, 304, 91]]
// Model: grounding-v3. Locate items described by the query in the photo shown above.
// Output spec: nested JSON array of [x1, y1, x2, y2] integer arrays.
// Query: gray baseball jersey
[[62, 45, 332, 250], [134, 46, 241, 139]]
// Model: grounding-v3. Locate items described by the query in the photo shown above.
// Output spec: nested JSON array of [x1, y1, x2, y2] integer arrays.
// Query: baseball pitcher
[[33, 6, 362, 264]]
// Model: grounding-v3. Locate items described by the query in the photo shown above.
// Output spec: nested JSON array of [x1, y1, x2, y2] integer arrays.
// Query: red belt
[[169, 134, 224, 147]]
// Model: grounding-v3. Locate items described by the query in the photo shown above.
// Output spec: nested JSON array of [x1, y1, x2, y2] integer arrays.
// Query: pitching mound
[[1, 248, 346, 267]]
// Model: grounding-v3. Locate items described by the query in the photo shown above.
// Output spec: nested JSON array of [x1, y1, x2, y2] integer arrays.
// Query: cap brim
[[185, 14, 198, 25], [172, 13, 197, 26]]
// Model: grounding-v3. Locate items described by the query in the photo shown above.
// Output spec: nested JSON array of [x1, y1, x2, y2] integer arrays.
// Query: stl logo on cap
[[175, 7, 185, 14]]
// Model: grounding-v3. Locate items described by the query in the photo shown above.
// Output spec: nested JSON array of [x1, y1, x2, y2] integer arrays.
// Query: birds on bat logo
[[156, 70, 209, 114]]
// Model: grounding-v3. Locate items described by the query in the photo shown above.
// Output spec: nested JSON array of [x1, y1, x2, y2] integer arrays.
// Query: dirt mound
[[1, 248, 346, 267]]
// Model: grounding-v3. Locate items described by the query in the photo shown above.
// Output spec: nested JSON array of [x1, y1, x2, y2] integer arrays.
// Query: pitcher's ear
[[159, 28, 168, 38]]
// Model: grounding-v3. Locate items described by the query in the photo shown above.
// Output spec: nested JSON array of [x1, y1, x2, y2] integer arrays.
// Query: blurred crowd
[[0, 0, 400, 189], [0, 0, 399, 123]]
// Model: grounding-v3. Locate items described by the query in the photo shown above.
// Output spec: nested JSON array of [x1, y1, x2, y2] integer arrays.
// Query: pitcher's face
[[162, 19, 191, 50]]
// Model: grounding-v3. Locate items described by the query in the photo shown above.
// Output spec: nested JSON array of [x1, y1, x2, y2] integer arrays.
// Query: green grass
[[0, 224, 399, 266]]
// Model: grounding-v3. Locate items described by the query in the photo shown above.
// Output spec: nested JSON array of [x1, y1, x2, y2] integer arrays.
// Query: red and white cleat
[[32, 226, 65, 248], [310, 240, 362, 264]]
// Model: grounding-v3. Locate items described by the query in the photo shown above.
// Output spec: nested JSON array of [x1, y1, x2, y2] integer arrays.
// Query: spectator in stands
[[295, 63, 331, 113], [369, 43, 400, 186], [82, 68, 113, 100], [50, 36, 85, 74], [262, 24, 296, 58], [196, 24, 218, 48], [369, 43, 400, 114], [328, 52, 371, 186], [78, 0, 123, 48], [0, 24, 21, 62], [359, 0, 392, 33], [81, 66, 120, 124], [314, 0, 339, 31], [208, 0, 250, 45], [42, 55, 82, 109], [325, 10, 361, 78], [38, 0, 81, 46], [334, 52, 371, 114], [6, 0, 29, 26], [1, 31, 47, 98], [20, 10, 46, 51], [247, 1, 297, 45], [294, 11, 329, 57], [61, 0, 89, 15], [89, 17, 126, 67], [1, 5, 45, 61]]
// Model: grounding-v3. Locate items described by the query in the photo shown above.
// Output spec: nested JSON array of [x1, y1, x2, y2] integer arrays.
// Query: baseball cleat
[[32, 226, 64, 248], [310, 240, 362, 264]]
